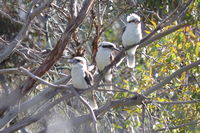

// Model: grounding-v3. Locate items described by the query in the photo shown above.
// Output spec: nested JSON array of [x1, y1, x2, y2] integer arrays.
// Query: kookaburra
[[95, 41, 120, 90], [122, 13, 142, 68], [70, 56, 97, 109]]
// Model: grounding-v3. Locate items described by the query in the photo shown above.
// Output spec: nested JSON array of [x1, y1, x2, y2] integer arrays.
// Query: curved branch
[[71, 88, 98, 133], [143, 59, 200, 96]]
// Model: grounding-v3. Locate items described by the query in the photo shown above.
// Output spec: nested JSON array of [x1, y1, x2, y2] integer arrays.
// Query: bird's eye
[[76, 59, 81, 62], [108, 45, 114, 48], [128, 19, 136, 23]]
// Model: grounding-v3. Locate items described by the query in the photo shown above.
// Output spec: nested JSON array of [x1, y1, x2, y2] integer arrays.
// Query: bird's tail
[[105, 80, 113, 91], [127, 46, 138, 68], [104, 72, 113, 93], [87, 91, 98, 110], [127, 54, 135, 68]]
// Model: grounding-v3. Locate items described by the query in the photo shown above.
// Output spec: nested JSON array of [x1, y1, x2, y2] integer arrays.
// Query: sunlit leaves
[[132, 22, 199, 131], [150, 20, 157, 28]]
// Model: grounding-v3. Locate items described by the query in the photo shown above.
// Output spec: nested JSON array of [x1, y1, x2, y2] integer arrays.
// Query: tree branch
[[153, 99, 200, 105], [0, 0, 53, 63], [155, 118, 200, 132], [143, 59, 200, 96], [71, 88, 98, 133]]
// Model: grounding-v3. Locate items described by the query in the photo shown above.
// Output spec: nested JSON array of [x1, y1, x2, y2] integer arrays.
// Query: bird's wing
[[111, 50, 125, 68], [110, 52, 114, 62], [121, 26, 126, 48], [108, 53, 115, 74], [84, 70, 93, 86], [122, 26, 126, 34]]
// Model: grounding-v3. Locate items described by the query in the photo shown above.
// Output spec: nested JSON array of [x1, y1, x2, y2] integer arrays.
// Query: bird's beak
[[135, 20, 141, 24], [112, 47, 120, 52], [68, 59, 76, 64]]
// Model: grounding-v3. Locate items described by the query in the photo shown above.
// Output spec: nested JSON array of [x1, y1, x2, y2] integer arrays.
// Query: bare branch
[[71, 88, 98, 133], [141, 0, 194, 42], [54, 94, 145, 130], [0, 67, 66, 89], [19, 67, 60, 88], [0, 68, 19, 74], [69, 0, 78, 19], [0, 0, 54, 63]]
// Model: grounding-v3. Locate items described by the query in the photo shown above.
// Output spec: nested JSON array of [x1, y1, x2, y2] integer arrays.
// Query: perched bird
[[95, 41, 120, 90], [122, 13, 142, 68], [70, 56, 97, 109]]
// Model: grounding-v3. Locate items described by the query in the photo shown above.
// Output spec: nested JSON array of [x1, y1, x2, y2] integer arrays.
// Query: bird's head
[[127, 13, 141, 25], [99, 41, 120, 52], [69, 56, 87, 67]]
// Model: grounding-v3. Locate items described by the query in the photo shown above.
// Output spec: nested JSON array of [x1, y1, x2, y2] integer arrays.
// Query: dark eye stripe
[[102, 45, 114, 48], [76, 59, 81, 62], [128, 20, 136, 23], [128, 19, 140, 23]]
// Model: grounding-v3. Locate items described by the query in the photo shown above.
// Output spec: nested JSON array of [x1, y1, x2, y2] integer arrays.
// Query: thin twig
[[0, 68, 19, 74], [152, 99, 200, 105], [71, 88, 98, 133], [141, 103, 145, 133], [155, 118, 200, 132], [19, 67, 60, 88]]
